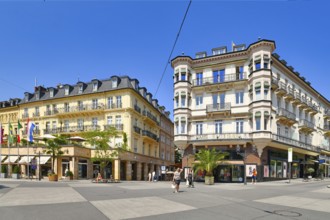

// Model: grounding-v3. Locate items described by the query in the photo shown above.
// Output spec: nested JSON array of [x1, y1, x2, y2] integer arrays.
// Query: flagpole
[[8, 121, 11, 178], [0, 123, 2, 177], [27, 139, 30, 179]]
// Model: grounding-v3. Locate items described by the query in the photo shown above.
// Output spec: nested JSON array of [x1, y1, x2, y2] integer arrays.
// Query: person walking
[[252, 168, 257, 184], [148, 172, 152, 182], [187, 170, 194, 188], [172, 168, 182, 193]]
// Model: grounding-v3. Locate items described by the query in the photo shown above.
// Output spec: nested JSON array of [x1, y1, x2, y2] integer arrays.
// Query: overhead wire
[[154, 0, 192, 98]]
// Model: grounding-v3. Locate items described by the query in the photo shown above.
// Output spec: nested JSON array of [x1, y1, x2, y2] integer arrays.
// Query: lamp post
[[236, 144, 247, 185]]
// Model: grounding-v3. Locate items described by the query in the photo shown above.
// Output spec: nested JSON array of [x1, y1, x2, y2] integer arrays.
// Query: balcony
[[44, 125, 100, 134], [134, 105, 141, 114], [142, 110, 159, 126], [57, 104, 105, 117], [104, 124, 124, 131], [190, 133, 251, 142], [33, 112, 40, 117], [271, 76, 279, 89], [292, 91, 301, 105], [272, 134, 320, 152], [206, 103, 231, 114], [22, 129, 40, 135], [275, 81, 287, 96], [22, 113, 29, 119], [276, 108, 296, 126], [323, 125, 330, 137], [305, 101, 318, 114], [298, 119, 315, 133], [192, 72, 247, 87], [44, 109, 59, 116], [324, 110, 330, 119], [299, 96, 309, 109], [284, 86, 294, 101], [142, 130, 158, 142], [106, 103, 122, 110], [133, 126, 141, 134]]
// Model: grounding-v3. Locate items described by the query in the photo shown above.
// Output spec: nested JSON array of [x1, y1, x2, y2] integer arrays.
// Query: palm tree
[[45, 137, 66, 175], [194, 148, 228, 185]]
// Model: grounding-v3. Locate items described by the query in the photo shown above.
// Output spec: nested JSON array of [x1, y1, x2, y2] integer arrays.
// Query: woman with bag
[[172, 168, 182, 193]]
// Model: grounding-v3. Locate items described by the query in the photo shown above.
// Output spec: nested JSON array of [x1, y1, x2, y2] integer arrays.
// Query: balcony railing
[[191, 133, 251, 141], [134, 105, 141, 114], [133, 126, 141, 134], [104, 124, 124, 131], [22, 113, 29, 119], [271, 76, 279, 87], [142, 110, 159, 125], [33, 112, 40, 117], [298, 119, 314, 129], [324, 125, 330, 131], [192, 72, 247, 86], [44, 109, 59, 116], [57, 104, 105, 114], [277, 108, 296, 120], [142, 130, 158, 141], [206, 103, 231, 113], [272, 134, 320, 152], [106, 103, 122, 109], [44, 125, 100, 134]]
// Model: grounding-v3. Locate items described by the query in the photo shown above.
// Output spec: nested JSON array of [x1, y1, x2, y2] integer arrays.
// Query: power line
[[154, 0, 192, 98], [0, 77, 29, 94]]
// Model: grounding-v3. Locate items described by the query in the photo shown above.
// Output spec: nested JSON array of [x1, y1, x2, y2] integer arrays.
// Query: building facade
[[172, 39, 330, 182], [0, 75, 174, 180]]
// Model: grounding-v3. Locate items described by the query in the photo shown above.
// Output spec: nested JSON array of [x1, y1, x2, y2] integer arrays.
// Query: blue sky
[[0, 0, 329, 118]]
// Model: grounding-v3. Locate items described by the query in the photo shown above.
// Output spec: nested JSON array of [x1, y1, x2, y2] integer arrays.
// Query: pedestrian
[[148, 172, 152, 182], [187, 170, 194, 188], [152, 171, 156, 182], [172, 168, 183, 193], [252, 168, 257, 184], [96, 172, 103, 183]]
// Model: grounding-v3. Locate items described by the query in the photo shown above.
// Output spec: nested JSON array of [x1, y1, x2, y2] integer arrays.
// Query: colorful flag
[[27, 121, 35, 142], [8, 122, 14, 144], [17, 120, 23, 143]]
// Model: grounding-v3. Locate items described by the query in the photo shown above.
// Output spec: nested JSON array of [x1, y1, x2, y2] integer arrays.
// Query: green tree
[[81, 127, 119, 175], [194, 148, 228, 176], [44, 137, 66, 174], [175, 146, 182, 164]]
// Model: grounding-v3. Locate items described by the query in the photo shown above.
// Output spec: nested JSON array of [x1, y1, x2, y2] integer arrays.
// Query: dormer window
[[233, 44, 246, 51], [50, 89, 54, 98], [212, 47, 227, 55], [24, 93, 29, 102], [112, 78, 118, 88], [196, 52, 207, 58], [65, 87, 69, 95], [93, 82, 98, 91], [79, 85, 83, 94]]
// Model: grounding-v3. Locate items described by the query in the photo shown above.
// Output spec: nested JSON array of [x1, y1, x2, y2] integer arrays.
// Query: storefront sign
[[319, 159, 325, 164], [288, 148, 292, 162]]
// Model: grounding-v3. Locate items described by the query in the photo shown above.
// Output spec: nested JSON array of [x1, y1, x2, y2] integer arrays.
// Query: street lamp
[[236, 144, 247, 185]]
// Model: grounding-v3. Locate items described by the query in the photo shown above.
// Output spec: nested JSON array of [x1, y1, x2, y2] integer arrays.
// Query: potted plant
[[66, 170, 74, 180], [12, 166, 20, 179], [193, 148, 228, 185], [307, 167, 314, 179], [0, 165, 7, 178], [45, 136, 66, 181]]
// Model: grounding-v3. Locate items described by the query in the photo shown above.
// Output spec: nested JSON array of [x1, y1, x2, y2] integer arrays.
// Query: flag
[[27, 121, 35, 142], [0, 123, 3, 144], [17, 120, 23, 143], [8, 122, 14, 144]]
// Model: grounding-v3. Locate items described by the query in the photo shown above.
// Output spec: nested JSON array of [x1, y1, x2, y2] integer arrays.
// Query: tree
[[194, 148, 228, 177], [44, 137, 66, 174], [81, 127, 120, 175], [174, 146, 182, 164]]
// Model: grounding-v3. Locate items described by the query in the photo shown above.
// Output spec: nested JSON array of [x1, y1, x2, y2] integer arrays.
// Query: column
[[126, 161, 132, 181], [143, 162, 148, 181], [114, 159, 121, 180], [136, 162, 142, 181], [87, 159, 93, 179], [70, 157, 78, 180]]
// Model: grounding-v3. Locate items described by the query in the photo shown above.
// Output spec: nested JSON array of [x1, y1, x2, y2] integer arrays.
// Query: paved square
[[0, 187, 86, 207], [91, 196, 196, 220]]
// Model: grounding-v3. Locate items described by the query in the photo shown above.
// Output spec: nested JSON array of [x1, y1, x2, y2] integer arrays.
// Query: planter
[[205, 176, 214, 185], [48, 174, 58, 181], [0, 173, 7, 178], [12, 174, 20, 179]]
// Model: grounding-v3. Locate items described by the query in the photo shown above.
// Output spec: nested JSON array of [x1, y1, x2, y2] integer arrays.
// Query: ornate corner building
[[0, 75, 174, 180], [172, 39, 330, 182]]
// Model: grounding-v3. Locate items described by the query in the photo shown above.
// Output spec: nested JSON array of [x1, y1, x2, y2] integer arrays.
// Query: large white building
[[172, 39, 330, 182]]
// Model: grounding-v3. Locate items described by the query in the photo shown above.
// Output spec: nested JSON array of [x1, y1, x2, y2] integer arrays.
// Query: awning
[[19, 156, 34, 164], [2, 156, 19, 164], [255, 82, 261, 88], [264, 81, 270, 88], [36, 156, 51, 165], [255, 111, 261, 117]]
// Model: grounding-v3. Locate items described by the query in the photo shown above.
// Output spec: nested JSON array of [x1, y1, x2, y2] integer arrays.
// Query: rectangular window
[[236, 66, 244, 80], [175, 97, 179, 108], [92, 99, 98, 109], [65, 87, 69, 95], [46, 122, 50, 133], [264, 118, 268, 130], [255, 88, 261, 101], [112, 79, 117, 88], [255, 62, 261, 70], [107, 97, 113, 109], [50, 90, 54, 98], [256, 117, 261, 131], [107, 116, 113, 125], [93, 82, 98, 91], [52, 121, 57, 131], [215, 120, 222, 134], [181, 73, 186, 81], [235, 90, 244, 104], [181, 96, 186, 107], [115, 115, 122, 125], [64, 120, 69, 132], [77, 119, 84, 130], [264, 62, 268, 69], [116, 96, 122, 108], [181, 122, 186, 134], [236, 119, 244, 133], [78, 85, 83, 93], [196, 122, 203, 135], [134, 139, 138, 153], [92, 117, 98, 129], [175, 123, 179, 135], [196, 95, 203, 108], [196, 73, 203, 86], [35, 107, 39, 116], [285, 127, 289, 137]]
